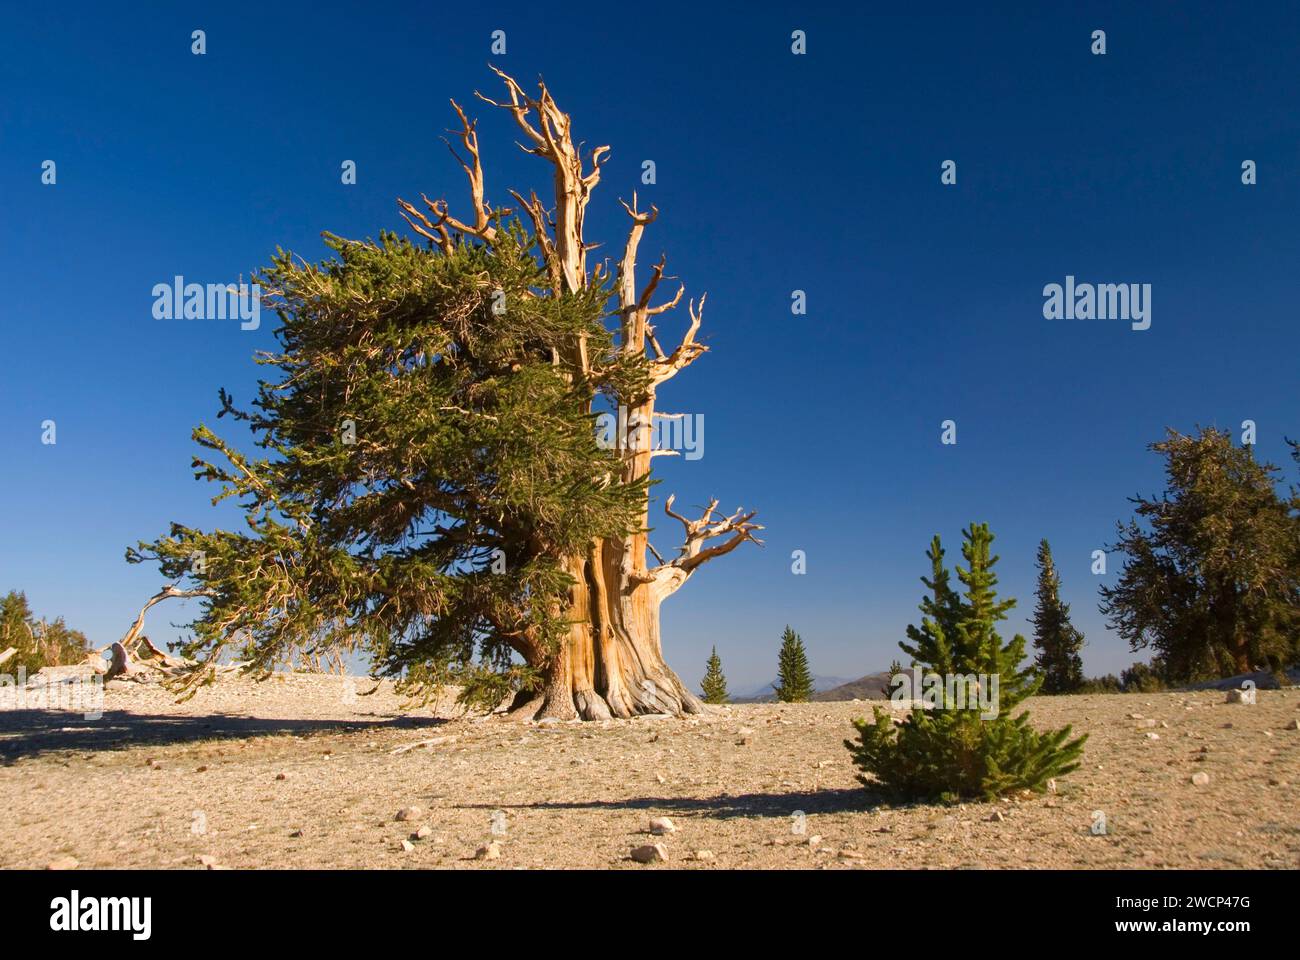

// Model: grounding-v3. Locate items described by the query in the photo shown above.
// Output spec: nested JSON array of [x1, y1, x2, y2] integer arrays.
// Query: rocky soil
[[1, 674, 1297, 869]]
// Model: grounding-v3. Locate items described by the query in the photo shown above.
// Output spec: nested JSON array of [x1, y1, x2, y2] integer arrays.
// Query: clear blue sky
[[2, 2, 1297, 693]]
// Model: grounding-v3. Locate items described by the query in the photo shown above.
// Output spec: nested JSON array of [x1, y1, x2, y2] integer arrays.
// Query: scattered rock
[[395, 806, 422, 822], [45, 856, 78, 870], [1287, 719, 1300, 731], [1145, 732, 1160, 740], [807, 834, 822, 846], [399, 839, 414, 853], [1225, 689, 1250, 704], [289, 829, 304, 838], [837, 849, 864, 860], [1191, 772, 1211, 787], [694, 849, 714, 861], [414, 824, 433, 840], [630, 843, 668, 863], [1046, 778, 1057, 794], [275, 773, 286, 781], [649, 816, 676, 835], [987, 811, 1006, 822], [475, 840, 502, 860], [195, 854, 219, 868]]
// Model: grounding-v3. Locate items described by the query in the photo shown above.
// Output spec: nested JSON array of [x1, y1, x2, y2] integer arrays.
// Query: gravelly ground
[[1, 674, 1297, 869]]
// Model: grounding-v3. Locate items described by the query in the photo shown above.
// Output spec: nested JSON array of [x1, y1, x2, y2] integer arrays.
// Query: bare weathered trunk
[[531, 546, 704, 721], [407, 69, 761, 719]]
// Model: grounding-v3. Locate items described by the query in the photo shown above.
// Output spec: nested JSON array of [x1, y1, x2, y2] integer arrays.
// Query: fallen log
[[104, 641, 135, 682]]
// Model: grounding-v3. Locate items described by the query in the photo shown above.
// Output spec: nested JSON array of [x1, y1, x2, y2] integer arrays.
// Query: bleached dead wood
[[389, 735, 460, 755]]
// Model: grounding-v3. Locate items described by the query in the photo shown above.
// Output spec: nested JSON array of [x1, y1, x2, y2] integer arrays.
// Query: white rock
[[630, 843, 668, 863], [1191, 772, 1210, 786], [45, 856, 79, 870], [399, 839, 415, 853], [475, 840, 502, 860], [395, 806, 422, 822], [694, 849, 715, 861], [649, 817, 676, 835]]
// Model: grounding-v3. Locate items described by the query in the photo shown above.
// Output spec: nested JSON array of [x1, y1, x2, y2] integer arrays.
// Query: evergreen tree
[[845, 524, 1087, 802], [125, 71, 761, 719], [879, 658, 905, 698], [1100, 427, 1299, 682], [773, 626, 814, 702], [0, 590, 88, 675], [1031, 540, 1085, 693], [700, 646, 729, 704]]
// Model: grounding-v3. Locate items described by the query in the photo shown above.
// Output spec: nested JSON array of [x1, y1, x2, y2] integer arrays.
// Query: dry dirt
[[1, 674, 1297, 869]]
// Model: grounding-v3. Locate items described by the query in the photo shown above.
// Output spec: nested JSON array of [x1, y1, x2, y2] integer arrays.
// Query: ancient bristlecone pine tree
[[127, 68, 761, 720]]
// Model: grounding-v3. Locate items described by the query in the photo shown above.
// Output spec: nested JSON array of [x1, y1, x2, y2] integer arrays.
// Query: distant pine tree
[[773, 626, 814, 702], [880, 658, 905, 698], [845, 525, 1087, 802], [1031, 540, 1086, 694], [700, 646, 729, 704], [1100, 427, 1299, 680], [0, 590, 88, 675]]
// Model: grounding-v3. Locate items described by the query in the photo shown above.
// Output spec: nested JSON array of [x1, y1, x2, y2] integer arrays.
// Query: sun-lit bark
[[415, 69, 762, 719]]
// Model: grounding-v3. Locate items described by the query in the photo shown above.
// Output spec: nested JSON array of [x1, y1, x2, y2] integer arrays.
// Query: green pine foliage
[[0, 590, 88, 675], [880, 658, 905, 698], [700, 646, 729, 704], [845, 524, 1087, 803], [127, 223, 648, 706], [1031, 540, 1086, 694], [773, 626, 814, 702], [1100, 427, 1300, 682]]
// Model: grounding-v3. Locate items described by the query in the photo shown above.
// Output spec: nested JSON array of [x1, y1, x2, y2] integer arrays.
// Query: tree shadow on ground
[[0, 708, 448, 764], [458, 786, 892, 821]]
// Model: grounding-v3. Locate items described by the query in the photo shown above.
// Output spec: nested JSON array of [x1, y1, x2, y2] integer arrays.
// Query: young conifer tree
[[700, 645, 729, 704], [1031, 540, 1086, 694], [773, 626, 814, 702], [845, 524, 1086, 802]]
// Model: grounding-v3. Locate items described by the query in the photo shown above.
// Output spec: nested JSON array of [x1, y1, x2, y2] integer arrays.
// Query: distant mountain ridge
[[810, 671, 895, 701], [732, 672, 893, 703]]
